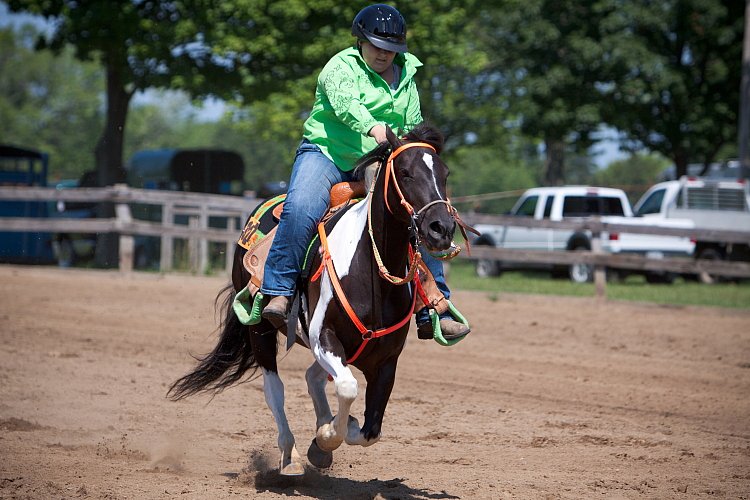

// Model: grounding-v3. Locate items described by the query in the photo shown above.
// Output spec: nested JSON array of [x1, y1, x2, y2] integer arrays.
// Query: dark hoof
[[307, 438, 333, 469]]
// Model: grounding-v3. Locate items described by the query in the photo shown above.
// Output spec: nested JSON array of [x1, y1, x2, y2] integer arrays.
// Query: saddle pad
[[238, 194, 286, 251]]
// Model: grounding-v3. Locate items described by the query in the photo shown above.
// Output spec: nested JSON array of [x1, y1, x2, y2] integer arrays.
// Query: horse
[[168, 123, 462, 476]]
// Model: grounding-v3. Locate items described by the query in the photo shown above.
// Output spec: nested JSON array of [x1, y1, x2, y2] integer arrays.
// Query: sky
[[1, 2, 629, 168]]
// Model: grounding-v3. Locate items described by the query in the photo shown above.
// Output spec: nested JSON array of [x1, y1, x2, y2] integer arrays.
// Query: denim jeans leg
[[260, 142, 353, 297], [415, 249, 452, 324]]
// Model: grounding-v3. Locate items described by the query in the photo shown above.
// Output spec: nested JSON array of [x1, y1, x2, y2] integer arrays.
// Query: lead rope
[[367, 176, 421, 285]]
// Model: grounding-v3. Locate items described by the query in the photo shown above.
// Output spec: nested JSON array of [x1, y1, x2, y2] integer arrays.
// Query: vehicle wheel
[[696, 247, 724, 284], [476, 258, 501, 278], [568, 246, 593, 283], [56, 238, 75, 268], [645, 271, 676, 284]]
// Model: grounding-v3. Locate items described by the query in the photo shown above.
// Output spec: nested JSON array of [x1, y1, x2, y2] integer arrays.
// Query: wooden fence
[[0, 185, 258, 275], [460, 213, 750, 296], [1, 186, 749, 296]]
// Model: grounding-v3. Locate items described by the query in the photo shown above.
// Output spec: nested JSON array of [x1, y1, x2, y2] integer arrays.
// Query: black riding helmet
[[351, 4, 407, 53]]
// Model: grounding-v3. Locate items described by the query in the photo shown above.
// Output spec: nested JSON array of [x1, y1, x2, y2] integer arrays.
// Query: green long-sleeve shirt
[[302, 46, 423, 171]]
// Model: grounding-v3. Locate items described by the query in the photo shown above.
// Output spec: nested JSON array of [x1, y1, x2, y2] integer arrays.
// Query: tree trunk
[[543, 137, 565, 186], [673, 147, 689, 179], [93, 61, 132, 268]]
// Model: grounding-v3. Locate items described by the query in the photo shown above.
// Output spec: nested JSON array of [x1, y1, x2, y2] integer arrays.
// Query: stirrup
[[428, 300, 469, 346], [233, 289, 265, 326]]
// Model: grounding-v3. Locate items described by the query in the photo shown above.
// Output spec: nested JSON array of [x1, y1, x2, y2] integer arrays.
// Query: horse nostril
[[429, 220, 447, 237]]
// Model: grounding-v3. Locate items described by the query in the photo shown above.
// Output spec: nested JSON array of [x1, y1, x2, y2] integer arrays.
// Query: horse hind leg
[[261, 368, 304, 476]]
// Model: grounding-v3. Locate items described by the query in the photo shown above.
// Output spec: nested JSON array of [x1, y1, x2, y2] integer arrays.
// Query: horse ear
[[386, 126, 402, 149]]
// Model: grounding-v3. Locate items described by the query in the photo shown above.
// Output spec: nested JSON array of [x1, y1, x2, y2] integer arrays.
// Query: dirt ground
[[0, 265, 749, 499]]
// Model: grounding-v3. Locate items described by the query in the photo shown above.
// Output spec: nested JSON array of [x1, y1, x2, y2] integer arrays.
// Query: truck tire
[[55, 237, 75, 268], [696, 247, 724, 284], [568, 245, 593, 283], [645, 271, 676, 284], [476, 258, 501, 278], [473, 236, 501, 278]]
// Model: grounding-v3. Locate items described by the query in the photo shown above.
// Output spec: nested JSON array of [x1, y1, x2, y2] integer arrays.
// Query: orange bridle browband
[[381, 141, 480, 257], [384, 142, 447, 216]]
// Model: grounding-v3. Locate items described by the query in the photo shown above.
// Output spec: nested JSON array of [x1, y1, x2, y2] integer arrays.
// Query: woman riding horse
[[168, 4, 472, 477], [260, 4, 470, 340], [169, 123, 463, 476]]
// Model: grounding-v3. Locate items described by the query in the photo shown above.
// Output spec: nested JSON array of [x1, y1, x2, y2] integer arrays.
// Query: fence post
[[160, 201, 174, 272], [188, 216, 199, 273], [198, 203, 209, 274], [226, 216, 237, 276], [591, 230, 606, 298], [115, 200, 134, 274]]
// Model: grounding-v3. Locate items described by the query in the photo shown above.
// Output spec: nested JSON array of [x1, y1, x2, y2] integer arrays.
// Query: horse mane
[[352, 123, 445, 180], [403, 123, 444, 154]]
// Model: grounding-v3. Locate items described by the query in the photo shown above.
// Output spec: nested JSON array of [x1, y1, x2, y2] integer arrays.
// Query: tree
[[602, 0, 744, 177], [592, 153, 670, 201], [7, 0, 249, 265], [478, 1, 615, 185], [0, 25, 103, 180]]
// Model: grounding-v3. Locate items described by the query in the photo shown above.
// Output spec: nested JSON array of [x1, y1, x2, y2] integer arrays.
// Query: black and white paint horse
[[169, 124, 460, 476]]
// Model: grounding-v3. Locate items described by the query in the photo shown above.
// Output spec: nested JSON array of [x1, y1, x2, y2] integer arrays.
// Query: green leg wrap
[[430, 300, 469, 346], [233, 289, 264, 326]]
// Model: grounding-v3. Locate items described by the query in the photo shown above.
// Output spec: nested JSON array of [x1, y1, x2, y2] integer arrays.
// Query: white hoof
[[345, 416, 362, 445], [279, 445, 304, 476], [316, 422, 344, 452]]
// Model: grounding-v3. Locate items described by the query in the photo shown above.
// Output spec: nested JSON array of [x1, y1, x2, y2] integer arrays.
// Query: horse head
[[383, 125, 456, 253]]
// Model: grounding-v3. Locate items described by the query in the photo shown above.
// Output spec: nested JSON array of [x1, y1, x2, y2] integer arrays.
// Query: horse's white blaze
[[422, 152, 444, 199]]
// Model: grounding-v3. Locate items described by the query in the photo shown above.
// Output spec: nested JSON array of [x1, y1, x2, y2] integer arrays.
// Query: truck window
[[685, 186, 747, 211], [513, 195, 538, 217], [561, 196, 625, 217], [542, 196, 554, 218], [635, 189, 665, 216]]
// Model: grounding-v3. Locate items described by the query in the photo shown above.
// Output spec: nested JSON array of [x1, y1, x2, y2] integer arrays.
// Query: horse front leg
[[310, 327, 358, 453], [304, 360, 335, 468], [345, 358, 398, 447], [261, 368, 304, 476]]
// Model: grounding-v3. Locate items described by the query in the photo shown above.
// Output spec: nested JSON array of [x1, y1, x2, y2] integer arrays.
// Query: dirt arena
[[1, 265, 748, 499]]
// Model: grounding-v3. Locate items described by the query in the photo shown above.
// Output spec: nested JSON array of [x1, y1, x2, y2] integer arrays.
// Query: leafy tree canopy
[[0, 25, 102, 180], [601, 0, 743, 176]]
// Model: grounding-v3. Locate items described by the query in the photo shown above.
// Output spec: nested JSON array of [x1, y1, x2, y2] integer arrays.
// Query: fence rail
[[459, 213, 750, 296], [2, 186, 750, 297], [0, 185, 257, 274]]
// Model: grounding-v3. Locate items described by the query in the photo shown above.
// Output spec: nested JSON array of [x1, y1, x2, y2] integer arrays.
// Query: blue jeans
[[261, 141, 354, 296], [261, 140, 451, 324], [415, 250, 451, 325]]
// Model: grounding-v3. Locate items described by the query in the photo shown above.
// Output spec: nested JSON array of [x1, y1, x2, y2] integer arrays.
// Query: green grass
[[447, 260, 750, 309]]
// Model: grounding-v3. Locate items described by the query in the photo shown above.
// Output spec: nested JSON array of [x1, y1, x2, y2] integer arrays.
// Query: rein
[[310, 142, 433, 365], [381, 142, 480, 258], [312, 219, 418, 365], [310, 140, 478, 365]]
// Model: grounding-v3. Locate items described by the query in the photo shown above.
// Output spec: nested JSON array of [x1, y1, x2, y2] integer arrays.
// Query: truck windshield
[[513, 195, 538, 216], [635, 189, 665, 216]]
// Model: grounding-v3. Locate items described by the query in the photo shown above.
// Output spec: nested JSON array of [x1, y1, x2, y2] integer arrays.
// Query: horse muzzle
[[417, 204, 456, 252]]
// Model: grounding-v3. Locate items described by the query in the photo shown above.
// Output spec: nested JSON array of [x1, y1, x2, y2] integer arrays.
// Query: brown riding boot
[[417, 318, 471, 340], [262, 295, 290, 327]]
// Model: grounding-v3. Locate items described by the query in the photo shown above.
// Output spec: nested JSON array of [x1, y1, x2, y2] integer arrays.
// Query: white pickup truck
[[633, 176, 750, 281], [473, 185, 695, 283]]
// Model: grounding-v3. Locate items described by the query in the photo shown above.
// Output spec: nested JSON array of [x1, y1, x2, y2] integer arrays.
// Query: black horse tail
[[167, 284, 272, 400]]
